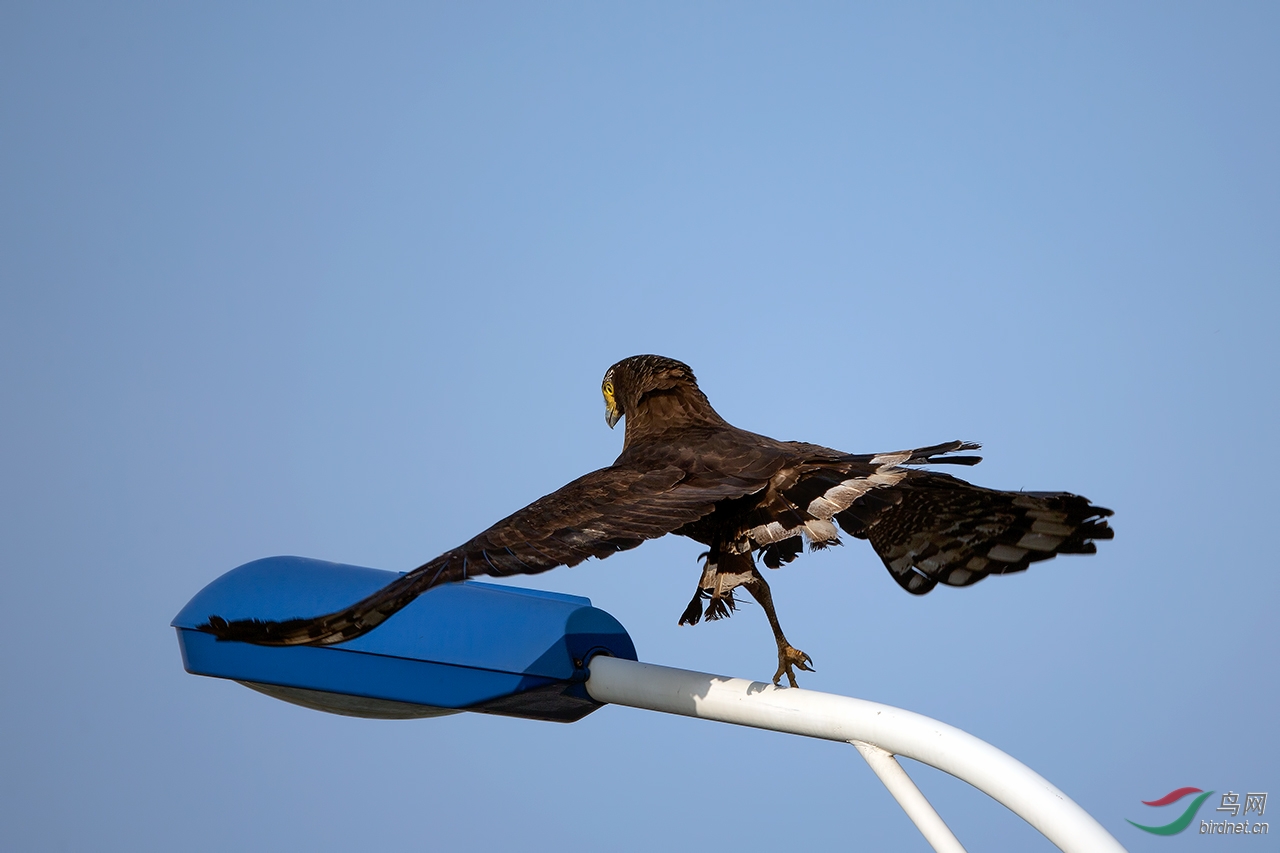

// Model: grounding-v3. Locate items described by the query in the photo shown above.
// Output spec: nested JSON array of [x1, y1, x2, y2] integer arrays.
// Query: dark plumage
[[200, 354, 1113, 686]]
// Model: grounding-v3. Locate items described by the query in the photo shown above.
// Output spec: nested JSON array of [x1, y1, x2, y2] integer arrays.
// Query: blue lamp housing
[[173, 556, 637, 722]]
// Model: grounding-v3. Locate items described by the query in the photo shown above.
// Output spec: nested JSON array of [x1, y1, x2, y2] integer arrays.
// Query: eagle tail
[[196, 552, 465, 646]]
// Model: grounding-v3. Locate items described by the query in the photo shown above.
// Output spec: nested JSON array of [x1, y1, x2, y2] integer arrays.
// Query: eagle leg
[[678, 586, 739, 626], [679, 549, 744, 625], [679, 553, 717, 626], [744, 567, 813, 688], [679, 589, 704, 626]]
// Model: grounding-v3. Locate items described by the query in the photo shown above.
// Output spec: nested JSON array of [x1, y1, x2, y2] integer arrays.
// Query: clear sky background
[[2, 4, 1276, 851]]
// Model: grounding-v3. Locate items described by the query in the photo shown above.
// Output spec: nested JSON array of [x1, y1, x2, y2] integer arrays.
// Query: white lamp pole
[[585, 656, 1127, 853]]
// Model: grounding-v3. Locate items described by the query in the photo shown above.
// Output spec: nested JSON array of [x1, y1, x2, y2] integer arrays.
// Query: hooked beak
[[605, 402, 621, 429]]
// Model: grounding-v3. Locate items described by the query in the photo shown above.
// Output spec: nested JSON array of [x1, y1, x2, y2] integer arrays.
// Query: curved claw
[[771, 645, 815, 688]]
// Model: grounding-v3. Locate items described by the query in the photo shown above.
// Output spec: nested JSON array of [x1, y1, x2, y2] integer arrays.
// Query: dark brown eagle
[[201, 354, 1113, 687]]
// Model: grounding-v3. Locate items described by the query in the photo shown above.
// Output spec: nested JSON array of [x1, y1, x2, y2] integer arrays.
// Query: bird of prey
[[201, 354, 1113, 687]]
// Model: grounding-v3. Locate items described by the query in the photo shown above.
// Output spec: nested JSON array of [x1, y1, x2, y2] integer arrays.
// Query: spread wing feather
[[835, 472, 1114, 594], [198, 464, 767, 646]]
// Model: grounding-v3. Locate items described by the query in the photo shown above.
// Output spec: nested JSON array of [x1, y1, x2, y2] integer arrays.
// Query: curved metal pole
[[585, 656, 1126, 853], [852, 741, 968, 853]]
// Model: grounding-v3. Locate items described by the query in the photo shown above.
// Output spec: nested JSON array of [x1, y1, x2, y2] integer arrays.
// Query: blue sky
[[2, 3, 1276, 850]]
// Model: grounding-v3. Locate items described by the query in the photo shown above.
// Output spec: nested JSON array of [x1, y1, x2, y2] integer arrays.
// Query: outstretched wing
[[198, 463, 768, 646], [835, 471, 1114, 594]]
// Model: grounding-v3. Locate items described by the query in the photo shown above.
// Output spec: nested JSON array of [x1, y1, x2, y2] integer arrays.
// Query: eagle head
[[601, 355, 699, 429]]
